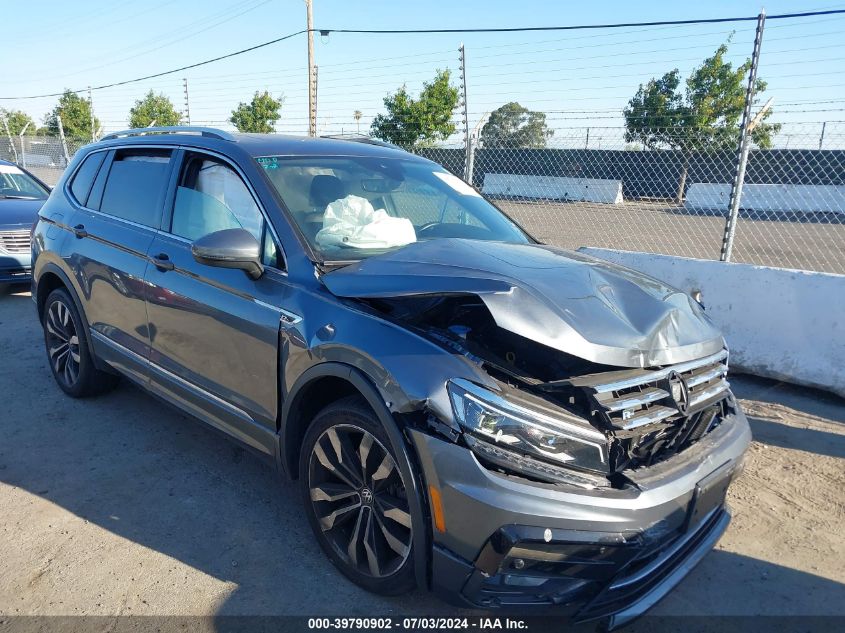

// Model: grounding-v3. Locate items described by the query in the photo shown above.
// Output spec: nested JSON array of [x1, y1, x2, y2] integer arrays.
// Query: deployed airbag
[[315, 195, 416, 250]]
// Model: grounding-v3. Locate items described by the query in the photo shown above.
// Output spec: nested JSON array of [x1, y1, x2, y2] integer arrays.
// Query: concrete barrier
[[685, 182, 845, 214], [483, 173, 623, 204], [579, 247, 845, 398]]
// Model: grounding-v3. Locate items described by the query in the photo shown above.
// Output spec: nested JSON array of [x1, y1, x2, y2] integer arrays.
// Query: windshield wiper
[[0, 194, 41, 200], [317, 260, 359, 273]]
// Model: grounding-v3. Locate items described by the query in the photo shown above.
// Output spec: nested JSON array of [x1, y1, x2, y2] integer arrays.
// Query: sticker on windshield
[[257, 157, 279, 170], [0, 164, 24, 175], [433, 171, 481, 197]]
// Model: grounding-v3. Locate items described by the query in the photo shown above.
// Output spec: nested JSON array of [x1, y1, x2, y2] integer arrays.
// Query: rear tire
[[300, 396, 416, 596], [43, 288, 119, 398]]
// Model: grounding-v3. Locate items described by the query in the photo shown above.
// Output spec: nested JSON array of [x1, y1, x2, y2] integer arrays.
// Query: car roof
[[0, 158, 17, 167], [92, 129, 429, 163]]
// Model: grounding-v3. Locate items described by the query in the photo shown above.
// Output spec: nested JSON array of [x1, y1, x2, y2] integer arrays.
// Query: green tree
[[370, 70, 459, 147], [0, 109, 36, 136], [624, 40, 779, 201], [480, 102, 553, 148], [229, 91, 282, 133], [129, 90, 182, 128], [44, 90, 99, 140]]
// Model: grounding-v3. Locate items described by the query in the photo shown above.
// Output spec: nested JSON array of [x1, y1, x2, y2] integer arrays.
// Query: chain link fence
[[3, 126, 843, 275], [417, 122, 845, 275], [0, 136, 87, 187]]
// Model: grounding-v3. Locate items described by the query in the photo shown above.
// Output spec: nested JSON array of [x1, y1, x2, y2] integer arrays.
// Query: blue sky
[[3, 1, 844, 147]]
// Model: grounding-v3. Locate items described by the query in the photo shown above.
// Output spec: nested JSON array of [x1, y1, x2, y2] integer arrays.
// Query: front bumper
[[0, 252, 32, 283], [410, 408, 750, 624]]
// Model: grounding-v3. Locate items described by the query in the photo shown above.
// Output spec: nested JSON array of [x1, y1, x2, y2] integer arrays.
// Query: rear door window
[[98, 148, 172, 227], [69, 151, 106, 206]]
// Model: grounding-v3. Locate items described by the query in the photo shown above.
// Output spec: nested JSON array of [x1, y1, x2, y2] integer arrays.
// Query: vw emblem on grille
[[666, 371, 690, 415], [360, 487, 374, 505]]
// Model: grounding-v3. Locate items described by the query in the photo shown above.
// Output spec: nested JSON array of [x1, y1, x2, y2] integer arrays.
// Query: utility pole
[[720, 10, 765, 263], [819, 121, 826, 150], [183, 78, 191, 125], [306, 0, 316, 136], [88, 86, 95, 142], [585, 127, 590, 150]]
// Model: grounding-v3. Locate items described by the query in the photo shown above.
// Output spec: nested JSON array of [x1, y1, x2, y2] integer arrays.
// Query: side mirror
[[191, 228, 264, 279]]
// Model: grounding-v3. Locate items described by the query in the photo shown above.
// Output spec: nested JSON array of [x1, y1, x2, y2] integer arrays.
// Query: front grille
[[590, 349, 729, 430], [568, 349, 732, 470], [0, 230, 30, 253]]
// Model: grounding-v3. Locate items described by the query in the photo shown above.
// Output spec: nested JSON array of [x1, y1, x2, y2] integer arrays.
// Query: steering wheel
[[415, 222, 442, 237]]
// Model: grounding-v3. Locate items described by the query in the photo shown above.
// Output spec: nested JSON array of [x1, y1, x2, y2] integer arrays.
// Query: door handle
[[72, 224, 87, 239], [151, 253, 175, 271]]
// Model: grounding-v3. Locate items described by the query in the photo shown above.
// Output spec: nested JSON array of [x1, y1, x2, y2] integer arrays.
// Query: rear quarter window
[[98, 149, 172, 227], [69, 151, 106, 206]]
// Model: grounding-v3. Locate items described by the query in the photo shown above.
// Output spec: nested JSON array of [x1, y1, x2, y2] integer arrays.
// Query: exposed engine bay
[[366, 293, 735, 488]]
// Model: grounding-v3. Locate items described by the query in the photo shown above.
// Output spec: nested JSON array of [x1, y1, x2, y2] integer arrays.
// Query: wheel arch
[[278, 361, 430, 590], [35, 264, 101, 366]]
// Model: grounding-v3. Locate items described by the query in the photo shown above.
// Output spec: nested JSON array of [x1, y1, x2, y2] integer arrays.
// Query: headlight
[[447, 379, 608, 477]]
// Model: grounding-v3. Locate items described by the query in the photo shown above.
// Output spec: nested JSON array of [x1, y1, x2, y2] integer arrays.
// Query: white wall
[[579, 248, 845, 398], [483, 173, 623, 204], [685, 183, 845, 214]]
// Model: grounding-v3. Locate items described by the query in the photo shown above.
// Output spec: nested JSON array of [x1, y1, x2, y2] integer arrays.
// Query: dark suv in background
[[1, 159, 50, 286], [31, 127, 750, 628]]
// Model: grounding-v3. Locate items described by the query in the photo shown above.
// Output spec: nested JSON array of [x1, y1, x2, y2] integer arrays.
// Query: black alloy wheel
[[301, 398, 416, 595], [45, 297, 81, 388], [42, 288, 119, 398]]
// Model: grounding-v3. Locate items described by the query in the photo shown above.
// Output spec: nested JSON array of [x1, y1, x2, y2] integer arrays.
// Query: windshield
[[257, 155, 530, 261], [0, 164, 49, 200]]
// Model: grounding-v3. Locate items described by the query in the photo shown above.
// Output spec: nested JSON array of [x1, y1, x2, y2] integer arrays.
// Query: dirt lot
[[0, 284, 843, 631], [496, 199, 845, 275]]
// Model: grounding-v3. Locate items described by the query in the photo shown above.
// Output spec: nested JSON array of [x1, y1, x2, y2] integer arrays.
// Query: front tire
[[300, 396, 416, 595], [43, 288, 118, 398]]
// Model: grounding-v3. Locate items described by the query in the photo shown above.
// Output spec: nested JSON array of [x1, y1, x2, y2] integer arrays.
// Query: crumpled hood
[[322, 239, 725, 368]]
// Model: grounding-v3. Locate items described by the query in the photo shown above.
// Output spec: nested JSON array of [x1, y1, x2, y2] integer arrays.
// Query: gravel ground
[[0, 284, 843, 631]]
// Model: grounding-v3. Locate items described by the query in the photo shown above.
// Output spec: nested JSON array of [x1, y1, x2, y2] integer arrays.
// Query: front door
[[143, 150, 286, 453]]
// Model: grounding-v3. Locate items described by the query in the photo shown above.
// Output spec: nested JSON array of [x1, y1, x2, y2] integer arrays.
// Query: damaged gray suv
[[31, 127, 750, 627]]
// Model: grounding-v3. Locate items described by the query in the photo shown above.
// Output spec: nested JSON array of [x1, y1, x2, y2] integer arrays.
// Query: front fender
[[278, 361, 431, 591]]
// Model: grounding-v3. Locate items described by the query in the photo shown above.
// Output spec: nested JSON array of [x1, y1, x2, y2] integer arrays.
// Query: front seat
[[301, 175, 347, 240], [309, 174, 347, 209]]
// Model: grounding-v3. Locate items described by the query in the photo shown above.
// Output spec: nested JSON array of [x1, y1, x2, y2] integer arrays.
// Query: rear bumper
[[411, 407, 750, 623]]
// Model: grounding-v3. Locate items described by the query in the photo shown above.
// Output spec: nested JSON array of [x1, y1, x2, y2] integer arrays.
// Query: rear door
[[67, 147, 175, 383], [143, 149, 286, 452]]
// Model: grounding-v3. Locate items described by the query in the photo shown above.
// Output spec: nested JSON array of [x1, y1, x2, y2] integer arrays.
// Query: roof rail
[[100, 126, 235, 142]]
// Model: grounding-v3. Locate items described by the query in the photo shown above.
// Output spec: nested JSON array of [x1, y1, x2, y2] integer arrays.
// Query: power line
[[315, 9, 845, 34], [0, 29, 307, 100], [4, 8, 845, 101]]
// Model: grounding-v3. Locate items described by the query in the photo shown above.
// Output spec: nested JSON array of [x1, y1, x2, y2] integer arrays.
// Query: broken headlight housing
[[447, 379, 608, 479]]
